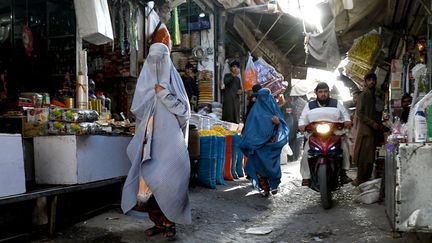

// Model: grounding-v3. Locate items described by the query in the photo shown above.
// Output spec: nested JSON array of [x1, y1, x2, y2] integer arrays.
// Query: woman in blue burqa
[[121, 43, 191, 240], [240, 88, 289, 196]]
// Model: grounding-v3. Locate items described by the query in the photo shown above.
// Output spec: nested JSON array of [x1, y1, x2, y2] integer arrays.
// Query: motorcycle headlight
[[316, 123, 331, 134]]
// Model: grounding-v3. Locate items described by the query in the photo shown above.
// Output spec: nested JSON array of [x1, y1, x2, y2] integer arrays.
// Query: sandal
[[164, 224, 176, 241], [144, 226, 165, 236]]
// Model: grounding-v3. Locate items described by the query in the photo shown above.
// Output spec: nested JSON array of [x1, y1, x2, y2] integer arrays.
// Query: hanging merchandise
[[171, 7, 181, 46], [74, 0, 114, 45], [22, 24, 33, 57], [243, 54, 257, 91], [345, 30, 383, 82], [253, 57, 286, 96], [254, 57, 284, 85]]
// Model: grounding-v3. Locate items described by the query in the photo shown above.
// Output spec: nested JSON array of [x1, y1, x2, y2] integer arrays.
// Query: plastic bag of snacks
[[254, 57, 284, 84], [47, 121, 66, 135], [49, 108, 64, 121], [65, 122, 100, 135], [62, 109, 99, 123]]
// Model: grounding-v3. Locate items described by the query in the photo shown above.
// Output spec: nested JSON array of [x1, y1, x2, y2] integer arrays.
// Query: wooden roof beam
[[233, 15, 292, 77]]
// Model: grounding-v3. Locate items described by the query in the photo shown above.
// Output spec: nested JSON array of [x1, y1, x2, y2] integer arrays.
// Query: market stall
[[383, 44, 432, 232]]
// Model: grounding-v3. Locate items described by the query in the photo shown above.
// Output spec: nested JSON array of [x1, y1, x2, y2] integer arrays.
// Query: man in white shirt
[[298, 82, 352, 187]]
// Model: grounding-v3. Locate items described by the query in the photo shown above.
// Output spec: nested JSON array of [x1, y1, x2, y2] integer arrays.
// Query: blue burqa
[[240, 88, 289, 191]]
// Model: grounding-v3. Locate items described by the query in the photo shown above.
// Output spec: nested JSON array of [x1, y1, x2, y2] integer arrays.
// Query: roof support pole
[[251, 13, 283, 54]]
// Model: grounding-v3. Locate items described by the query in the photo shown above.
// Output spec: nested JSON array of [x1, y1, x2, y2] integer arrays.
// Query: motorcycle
[[305, 121, 345, 209]]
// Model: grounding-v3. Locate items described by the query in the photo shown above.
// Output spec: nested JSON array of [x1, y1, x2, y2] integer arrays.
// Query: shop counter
[[385, 143, 432, 232], [34, 135, 132, 184], [0, 133, 26, 197]]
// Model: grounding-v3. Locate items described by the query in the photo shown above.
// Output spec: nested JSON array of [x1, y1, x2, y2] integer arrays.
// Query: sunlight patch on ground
[[245, 190, 261, 197], [223, 185, 248, 192]]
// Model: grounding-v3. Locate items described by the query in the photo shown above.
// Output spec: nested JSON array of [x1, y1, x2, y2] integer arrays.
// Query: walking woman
[[121, 43, 192, 240], [240, 88, 289, 196]]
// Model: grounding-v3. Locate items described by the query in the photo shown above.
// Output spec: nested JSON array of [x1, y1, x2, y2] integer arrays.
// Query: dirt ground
[[32, 161, 432, 243]]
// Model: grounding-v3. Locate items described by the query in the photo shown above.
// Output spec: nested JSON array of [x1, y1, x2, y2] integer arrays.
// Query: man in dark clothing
[[181, 63, 197, 100], [400, 93, 412, 123], [352, 73, 380, 186], [222, 60, 243, 123]]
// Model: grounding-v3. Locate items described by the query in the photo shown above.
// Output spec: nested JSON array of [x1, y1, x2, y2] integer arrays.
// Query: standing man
[[181, 63, 198, 110], [222, 60, 242, 123], [352, 73, 380, 186], [181, 63, 197, 100], [400, 93, 413, 123], [298, 82, 353, 187]]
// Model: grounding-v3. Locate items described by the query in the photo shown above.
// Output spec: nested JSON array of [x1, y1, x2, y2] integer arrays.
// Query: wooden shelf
[[47, 34, 75, 39]]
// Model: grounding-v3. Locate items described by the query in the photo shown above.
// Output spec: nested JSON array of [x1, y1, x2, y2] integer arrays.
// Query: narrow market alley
[[30, 160, 431, 243]]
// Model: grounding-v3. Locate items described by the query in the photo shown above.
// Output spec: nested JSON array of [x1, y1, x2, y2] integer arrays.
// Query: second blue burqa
[[240, 88, 289, 191]]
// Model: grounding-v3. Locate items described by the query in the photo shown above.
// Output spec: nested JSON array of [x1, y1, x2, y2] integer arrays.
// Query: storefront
[[0, 0, 230, 239], [1, 0, 432, 240]]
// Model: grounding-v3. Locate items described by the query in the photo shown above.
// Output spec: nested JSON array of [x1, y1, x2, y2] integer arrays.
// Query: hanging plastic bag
[[243, 54, 257, 90], [74, 0, 114, 45], [220, 59, 230, 90], [280, 143, 293, 165]]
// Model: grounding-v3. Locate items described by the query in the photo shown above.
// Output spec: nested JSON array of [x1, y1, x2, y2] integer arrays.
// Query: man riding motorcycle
[[298, 82, 353, 187]]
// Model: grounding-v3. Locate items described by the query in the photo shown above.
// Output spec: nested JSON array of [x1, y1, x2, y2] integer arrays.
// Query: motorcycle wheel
[[318, 164, 332, 209]]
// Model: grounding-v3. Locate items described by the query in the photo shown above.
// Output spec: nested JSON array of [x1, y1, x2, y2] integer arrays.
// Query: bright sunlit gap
[[277, 0, 324, 33], [223, 185, 248, 192], [307, 66, 352, 102]]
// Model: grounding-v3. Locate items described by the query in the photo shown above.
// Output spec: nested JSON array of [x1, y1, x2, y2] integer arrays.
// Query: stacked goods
[[215, 136, 226, 185], [348, 33, 383, 64], [47, 108, 100, 135], [345, 62, 370, 80], [345, 32, 383, 81], [197, 125, 231, 188], [197, 136, 216, 188], [231, 134, 244, 178], [197, 123, 243, 187], [198, 70, 214, 104]]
